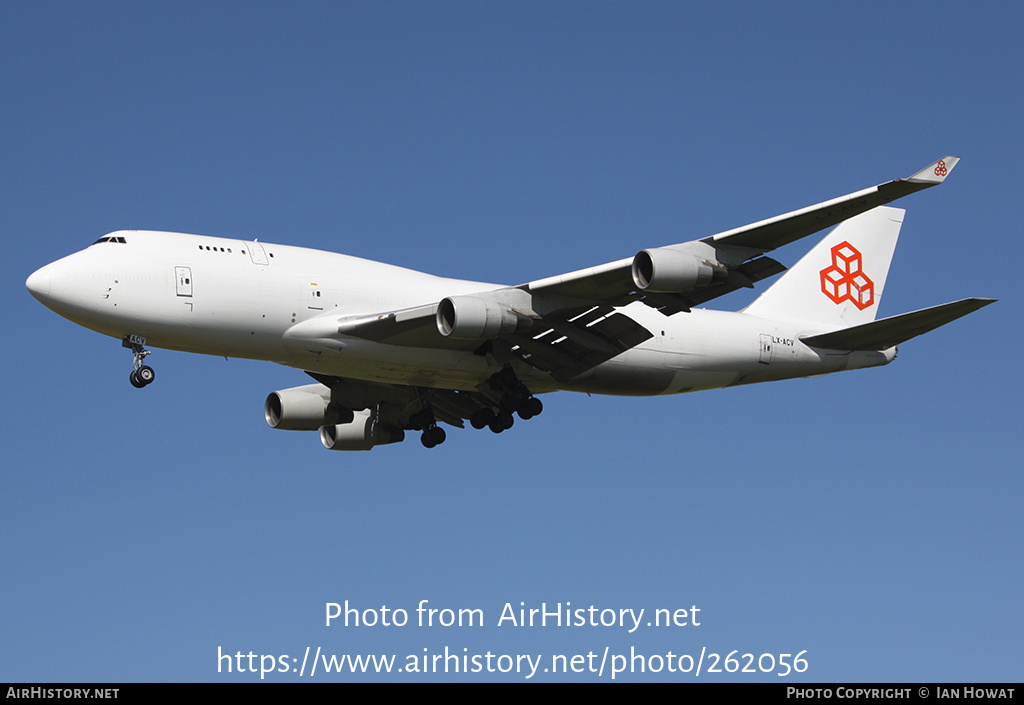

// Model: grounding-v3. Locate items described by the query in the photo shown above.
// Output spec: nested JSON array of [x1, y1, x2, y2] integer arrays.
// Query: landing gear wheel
[[136, 365, 155, 386], [130, 366, 155, 388], [470, 408, 495, 430], [410, 409, 434, 431], [520, 397, 542, 419], [421, 426, 446, 448], [489, 412, 514, 434]]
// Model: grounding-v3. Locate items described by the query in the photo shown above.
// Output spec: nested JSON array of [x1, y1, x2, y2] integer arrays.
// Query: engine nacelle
[[631, 248, 726, 292], [320, 410, 405, 451], [265, 386, 353, 430], [436, 296, 531, 339]]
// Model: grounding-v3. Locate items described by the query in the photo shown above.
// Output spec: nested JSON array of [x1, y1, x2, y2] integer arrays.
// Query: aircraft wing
[[293, 296, 653, 383], [524, 157, 959, 314], [702, 156, 959, 252], [291, 157, 960, 382]]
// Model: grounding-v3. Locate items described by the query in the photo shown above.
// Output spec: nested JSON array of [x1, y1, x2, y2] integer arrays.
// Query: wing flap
[[800, 297, 995, 351], [505, 306, 653, 382]]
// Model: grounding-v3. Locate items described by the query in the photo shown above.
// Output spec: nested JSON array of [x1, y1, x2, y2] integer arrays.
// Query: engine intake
[[320, 411, 405, 451], [436, 296, 531, 339], [631, 248, 726, 292], [265, 387, 353, 430]]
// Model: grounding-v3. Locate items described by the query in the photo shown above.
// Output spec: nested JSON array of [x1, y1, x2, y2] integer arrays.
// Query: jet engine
[[320, 410, 405, 451], [265, 386, 353, 430], [436, 296, 531, 339], [631, 248, 727, 292]]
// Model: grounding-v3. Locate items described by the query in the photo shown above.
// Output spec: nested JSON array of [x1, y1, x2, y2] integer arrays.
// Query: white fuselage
[[26, 230, 893, 397]]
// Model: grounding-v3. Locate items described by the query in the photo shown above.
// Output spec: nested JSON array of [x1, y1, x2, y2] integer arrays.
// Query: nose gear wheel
[[123, 336, 155, 388]]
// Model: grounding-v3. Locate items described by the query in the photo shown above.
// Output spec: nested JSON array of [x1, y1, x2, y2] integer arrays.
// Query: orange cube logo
[[820, 241, 874, 310]]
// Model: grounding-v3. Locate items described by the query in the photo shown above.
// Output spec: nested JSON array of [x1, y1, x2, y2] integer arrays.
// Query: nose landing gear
[[123, 335, 155, 388]]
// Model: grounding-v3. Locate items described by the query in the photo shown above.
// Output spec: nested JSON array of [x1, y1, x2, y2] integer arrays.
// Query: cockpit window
[[92, 236, 127, 245]]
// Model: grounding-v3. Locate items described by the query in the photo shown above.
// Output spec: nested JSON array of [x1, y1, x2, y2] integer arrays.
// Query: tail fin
[[742, 206, 903, 328]]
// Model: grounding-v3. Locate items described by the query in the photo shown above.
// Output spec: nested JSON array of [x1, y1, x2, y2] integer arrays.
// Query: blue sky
[[2, 1, 1020, 682]]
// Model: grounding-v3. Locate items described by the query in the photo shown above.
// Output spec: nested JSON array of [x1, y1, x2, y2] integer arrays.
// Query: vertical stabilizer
[[742, 206, 903, 329]]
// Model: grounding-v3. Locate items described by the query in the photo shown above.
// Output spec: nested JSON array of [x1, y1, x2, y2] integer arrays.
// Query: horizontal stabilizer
[[801, 298, 995, 351]]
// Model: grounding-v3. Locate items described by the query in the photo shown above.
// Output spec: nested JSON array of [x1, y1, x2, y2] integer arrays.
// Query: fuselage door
[[175, 266, 193, 297], [759, 334, 773, 365], [248, 241, 269, 265]]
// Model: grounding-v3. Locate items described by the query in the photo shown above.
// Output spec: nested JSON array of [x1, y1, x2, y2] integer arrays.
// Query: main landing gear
[[469, 366, 543, 434], [410, 407, 447, 448], [123, 335, 155, 388], [410, 366, 543, 449], [420, 426, 447, 449]]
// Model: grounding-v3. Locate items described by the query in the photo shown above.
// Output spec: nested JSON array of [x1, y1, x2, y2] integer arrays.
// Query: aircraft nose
[[26, 265, 52, 301]]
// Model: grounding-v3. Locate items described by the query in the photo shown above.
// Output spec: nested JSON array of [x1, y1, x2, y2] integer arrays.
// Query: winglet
[[906, 156, 960, 184]]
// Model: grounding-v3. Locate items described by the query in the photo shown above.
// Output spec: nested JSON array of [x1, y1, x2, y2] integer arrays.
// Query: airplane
[[26, 156, 994, 451]]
